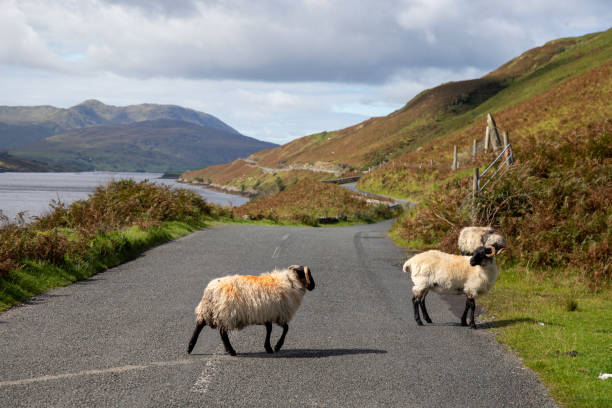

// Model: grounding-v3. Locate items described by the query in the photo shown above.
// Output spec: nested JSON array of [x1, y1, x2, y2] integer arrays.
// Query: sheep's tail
[[402, 260, 410, 274], [187, 319, 206, 354]]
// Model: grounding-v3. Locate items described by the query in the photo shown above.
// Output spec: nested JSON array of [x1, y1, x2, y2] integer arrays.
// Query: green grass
[[480, 265, 612, 407], [0, 220, 207, 312]]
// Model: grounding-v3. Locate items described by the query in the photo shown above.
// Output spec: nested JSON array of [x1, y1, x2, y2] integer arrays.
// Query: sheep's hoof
[[470, 324, 478, 330], [274, 345, 282, 352], [460, 321, 468, 327], [424, 317, 432, 324], [265, 346, 274, 354], [415, 320, 424, 326], [227, 349, 237, 356]]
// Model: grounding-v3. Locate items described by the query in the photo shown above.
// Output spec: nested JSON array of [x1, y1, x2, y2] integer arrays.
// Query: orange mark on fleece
[[219, 282, 238, 297], [242, 274, 281, 289]]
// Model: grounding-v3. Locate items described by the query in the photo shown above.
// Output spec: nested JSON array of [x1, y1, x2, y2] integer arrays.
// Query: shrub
[[394, 121, 611, 284], [0, 180, 220, 277]]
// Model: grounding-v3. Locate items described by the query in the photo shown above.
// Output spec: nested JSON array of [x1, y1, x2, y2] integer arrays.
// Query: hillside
[[0, 152, 64, 172], [0, 99, 239, 149], [181, 28, 612, 195], [0, 100, 276, 172], [12, 119, 277, 172]]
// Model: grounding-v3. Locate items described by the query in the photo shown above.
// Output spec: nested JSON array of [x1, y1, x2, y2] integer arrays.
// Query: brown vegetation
[[393, 120, 611, 284], [233, 179, 396, 225], [0, 180, 226, 277]]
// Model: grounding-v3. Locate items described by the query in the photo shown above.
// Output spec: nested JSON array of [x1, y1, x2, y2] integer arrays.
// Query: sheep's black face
[[290, 265, 315, 291], [470, 246, 487, 266], [306, 269, 315, 291]]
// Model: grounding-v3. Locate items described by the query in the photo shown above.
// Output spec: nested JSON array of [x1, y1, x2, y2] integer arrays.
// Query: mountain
[[181, 28, 612, 196], [0, 99, 239, 149], [11, 119, 276, 172], [0, 152, 64, 172], [0, 100, 276, 172]]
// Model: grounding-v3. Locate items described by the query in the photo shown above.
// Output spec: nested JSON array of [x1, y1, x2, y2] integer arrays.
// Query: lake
[[0, 172, 249, 222]]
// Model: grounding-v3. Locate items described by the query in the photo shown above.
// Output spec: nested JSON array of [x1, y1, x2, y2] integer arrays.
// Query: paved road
[[0, 221, 556, 407]]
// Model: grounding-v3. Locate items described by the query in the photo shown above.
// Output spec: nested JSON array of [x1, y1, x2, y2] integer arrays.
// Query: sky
[[1, 0, 610, 144]]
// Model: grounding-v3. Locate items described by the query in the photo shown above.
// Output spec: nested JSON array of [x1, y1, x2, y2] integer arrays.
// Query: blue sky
[[1, 0, 610, 144]]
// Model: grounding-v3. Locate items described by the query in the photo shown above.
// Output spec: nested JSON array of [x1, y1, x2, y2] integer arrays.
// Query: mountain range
[[0, 100, 276, 172]]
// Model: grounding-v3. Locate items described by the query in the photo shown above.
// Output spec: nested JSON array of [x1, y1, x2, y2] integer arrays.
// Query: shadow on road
[[239, 348, 387, 359]]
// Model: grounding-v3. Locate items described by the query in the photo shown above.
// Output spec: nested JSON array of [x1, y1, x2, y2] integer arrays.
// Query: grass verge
[[480, 265, 612, 407], [0, 220, 208, 312]]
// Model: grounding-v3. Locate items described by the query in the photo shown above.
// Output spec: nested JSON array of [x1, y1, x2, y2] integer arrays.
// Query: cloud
[[3, 0, 610, 83], [0, 1, 66, 70], [0, 0, 610, 144]]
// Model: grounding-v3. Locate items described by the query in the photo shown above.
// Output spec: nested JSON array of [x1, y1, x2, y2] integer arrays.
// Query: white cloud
[[0, 0, 610, 144]]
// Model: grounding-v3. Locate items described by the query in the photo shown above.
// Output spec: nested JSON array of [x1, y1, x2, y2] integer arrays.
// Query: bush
[[0, 180, 221, 277], [394, 121, 611, 284]]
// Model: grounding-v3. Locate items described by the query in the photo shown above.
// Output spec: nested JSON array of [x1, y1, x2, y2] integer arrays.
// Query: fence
[[473, 143, 514, 194]]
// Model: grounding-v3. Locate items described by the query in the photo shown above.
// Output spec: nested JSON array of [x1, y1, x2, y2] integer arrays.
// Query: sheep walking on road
[[402, 246, 500, 329], [187, 265, 315, 356]]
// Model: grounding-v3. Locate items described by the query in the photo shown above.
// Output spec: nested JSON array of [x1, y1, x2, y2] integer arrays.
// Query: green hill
[[11, 119, 277, 172], [0, 100, 276, 172], [0, 99, 239, 149], [181, 29, 611, 196]]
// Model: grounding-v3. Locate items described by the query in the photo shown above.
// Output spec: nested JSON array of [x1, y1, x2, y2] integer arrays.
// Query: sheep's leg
[[419, 295, 432, 323], [468, 298, 477, 329], [274, 324, 289, 352], [187, 319, 206, 354], [461, 298, 470, 326], [219, 328, 236, 356], [412, 295, 423, 326], [264, 322, 274, 354]]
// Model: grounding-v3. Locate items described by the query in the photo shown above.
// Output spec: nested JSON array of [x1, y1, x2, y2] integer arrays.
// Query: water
[[0, 172, 249, 221]]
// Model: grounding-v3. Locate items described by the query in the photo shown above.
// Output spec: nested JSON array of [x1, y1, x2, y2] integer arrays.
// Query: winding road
[[0, 221, 556, 407]]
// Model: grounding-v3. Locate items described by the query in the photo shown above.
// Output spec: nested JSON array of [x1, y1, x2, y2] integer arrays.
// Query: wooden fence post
[[472, 139, 477, 162], [471, 167, 479, 223], [484, 126, 490, 152], [487, 113, 502, 151], [452, 145, 458, 170]]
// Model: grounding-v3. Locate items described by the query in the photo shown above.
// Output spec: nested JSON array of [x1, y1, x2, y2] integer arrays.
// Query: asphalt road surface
[[0, 221, 556, 407]]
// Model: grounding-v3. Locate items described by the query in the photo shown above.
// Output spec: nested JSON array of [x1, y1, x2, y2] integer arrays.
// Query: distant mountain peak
[[74, 99, 107, 108]]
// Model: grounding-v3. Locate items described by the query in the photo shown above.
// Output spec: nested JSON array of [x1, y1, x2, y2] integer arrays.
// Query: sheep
[[402, 246, 499, 329], [187, 265, 315, 356], [458, 226, 506, 255]]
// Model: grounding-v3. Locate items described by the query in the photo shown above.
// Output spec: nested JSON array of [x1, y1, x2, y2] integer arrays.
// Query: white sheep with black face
[[187, 265, 315, 356], [458, 226, 506, 255], [402, 246, 499, 328]]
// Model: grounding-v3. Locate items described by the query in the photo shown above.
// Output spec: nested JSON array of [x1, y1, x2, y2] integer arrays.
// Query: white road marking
[[191, 345, 225, 394], [272, 234, 290, 259], [0, 359, 200, 388]]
